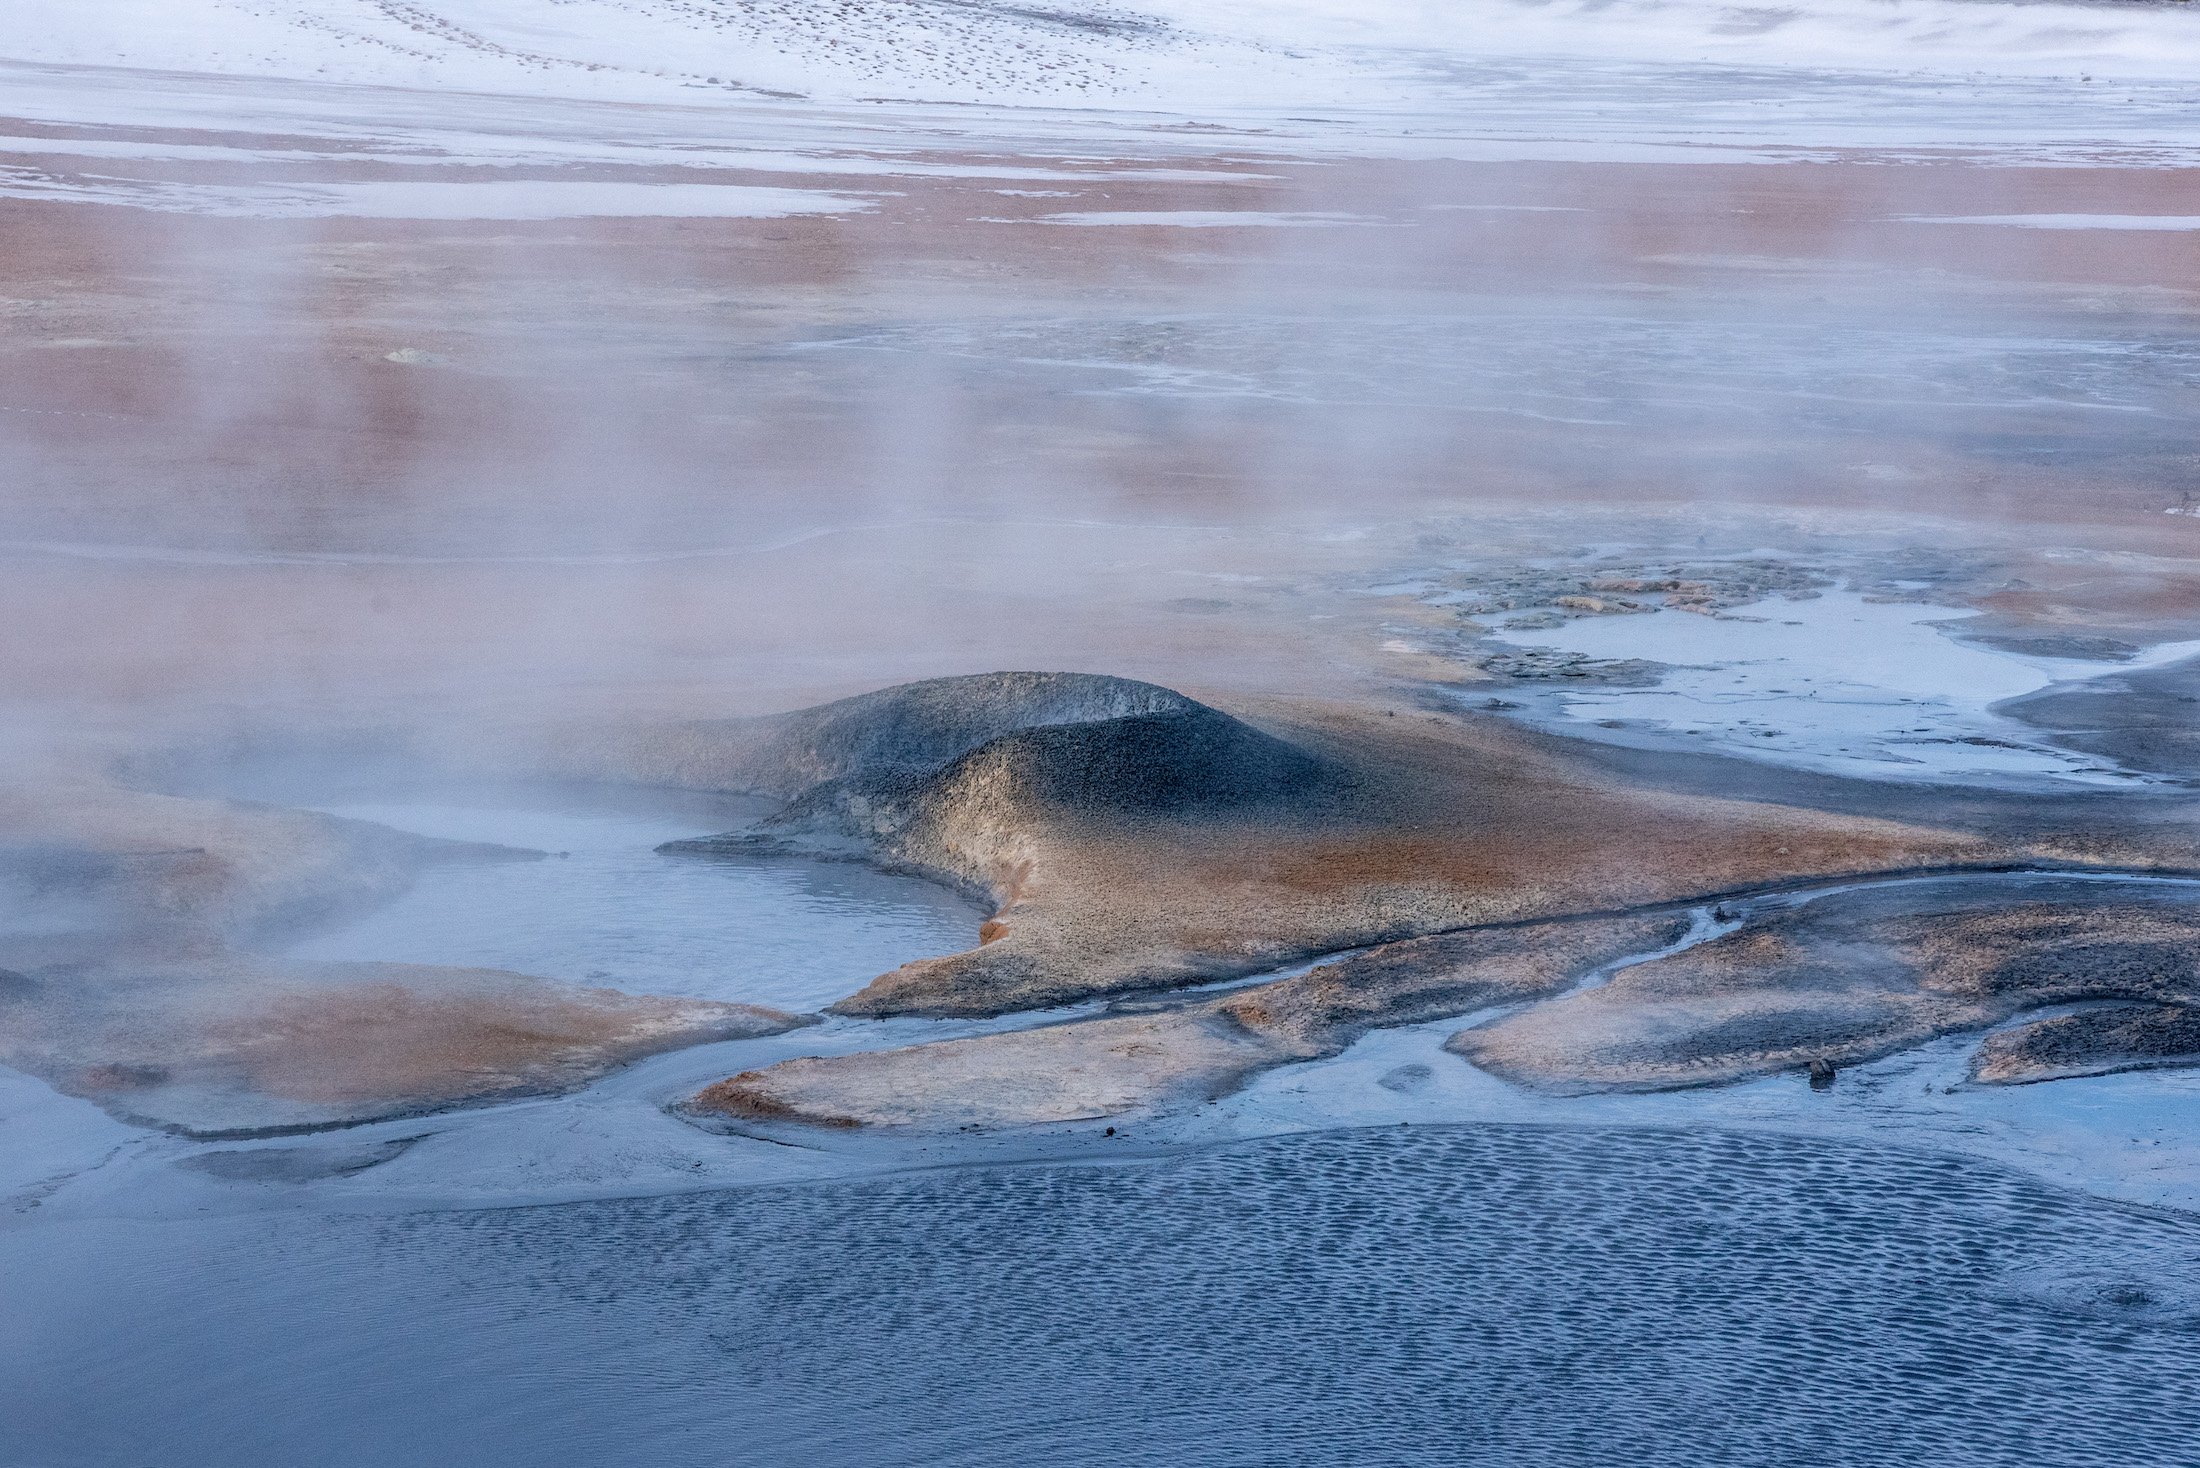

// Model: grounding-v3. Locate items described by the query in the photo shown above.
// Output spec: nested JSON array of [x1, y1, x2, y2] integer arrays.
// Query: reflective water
[[809, 313, 2200, 437], [7, 1125, 2197, 1467], [284, 799, 986, 1012]]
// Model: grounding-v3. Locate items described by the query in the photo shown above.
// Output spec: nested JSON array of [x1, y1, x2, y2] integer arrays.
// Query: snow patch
[[1905, 213, 2200, 230], [1020, 209, 1382, 226], [0, 173, 875, 219]]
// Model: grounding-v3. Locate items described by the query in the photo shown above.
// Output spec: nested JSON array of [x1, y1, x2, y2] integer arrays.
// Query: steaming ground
[[287, 798, 985, 1010], [7, 4, 2200, 1463]]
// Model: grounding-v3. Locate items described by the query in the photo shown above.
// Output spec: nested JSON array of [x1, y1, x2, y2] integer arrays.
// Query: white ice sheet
[[0, 174, 877, 218], [1906, 213, 2200, 229], [1021, 210, 1381, 226]]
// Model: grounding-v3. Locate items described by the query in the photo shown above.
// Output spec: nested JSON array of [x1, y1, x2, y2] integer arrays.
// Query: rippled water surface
[[10, 1126, 2200, 1467], [284, 800, 986, 1011]]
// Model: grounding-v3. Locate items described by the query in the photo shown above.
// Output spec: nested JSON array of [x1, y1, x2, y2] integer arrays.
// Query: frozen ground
[[6, 798, 2199, 1461], [0, 175, 882, 219], [14, 0, 2200, 109], [9, 851, 2197, 1223]]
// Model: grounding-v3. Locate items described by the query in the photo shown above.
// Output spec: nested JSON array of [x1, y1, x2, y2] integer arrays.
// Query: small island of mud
[[629, 670, 2198, 1130]]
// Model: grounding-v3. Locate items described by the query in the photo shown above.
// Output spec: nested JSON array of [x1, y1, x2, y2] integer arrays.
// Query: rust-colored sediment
[[693, 1071, 865, 1127]]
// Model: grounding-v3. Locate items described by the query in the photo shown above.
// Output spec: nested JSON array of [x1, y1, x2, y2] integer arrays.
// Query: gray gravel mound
[[660, 671, 1205, 801], [665, 676, 1337, 858]]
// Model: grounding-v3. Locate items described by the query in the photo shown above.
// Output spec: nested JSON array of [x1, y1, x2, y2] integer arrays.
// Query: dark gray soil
[[1976, 1001, 2200, 1084], [649, 671, 1205, 802], [176, 1134, 428, 1183], [1998, 652, 2200, 785]]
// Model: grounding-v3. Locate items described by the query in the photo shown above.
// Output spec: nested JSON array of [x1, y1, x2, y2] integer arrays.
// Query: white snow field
[[1, 0, 2198, 187], [12, 0, 2200, 105]]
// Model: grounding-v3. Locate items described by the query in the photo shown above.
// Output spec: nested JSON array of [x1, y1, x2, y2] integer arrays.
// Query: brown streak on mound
[[694, 1071, 864, 1127]]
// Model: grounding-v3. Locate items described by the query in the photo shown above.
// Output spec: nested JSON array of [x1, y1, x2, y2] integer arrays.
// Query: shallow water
[[284, 800, 986, 1012], [1476, 588, 2200, 786], [810, 313, 2200, 437], [8, 1124, 2200, 1468]]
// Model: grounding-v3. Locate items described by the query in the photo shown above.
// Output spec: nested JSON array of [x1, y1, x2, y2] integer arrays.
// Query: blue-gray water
[[9, 1124, 2199, 1467], [285, 801, 987, 1012]]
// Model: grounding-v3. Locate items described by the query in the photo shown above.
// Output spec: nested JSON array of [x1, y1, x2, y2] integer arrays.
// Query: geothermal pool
[[284, 798, 987, 1013], [7, 1125, 2200, 1467]]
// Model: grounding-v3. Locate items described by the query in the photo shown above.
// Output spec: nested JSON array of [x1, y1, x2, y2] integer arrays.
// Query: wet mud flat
[[585, 669, 2199, 1131], [4, 680, 2199, 1468], [1352, 546, 2200, 791], [0, 772, 999, 1136], [699, 863, 2200, 1131], [8, 1124, 2200, 1468], [2003, 652, 2200, 783]]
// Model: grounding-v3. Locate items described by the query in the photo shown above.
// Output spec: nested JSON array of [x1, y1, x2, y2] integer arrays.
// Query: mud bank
[[623, 671, 2193, 1019], [0, 775, 819, 1134], [2001, 652, 2200, 784], [1454, 873, 2200, 1094], [10, 668, 2195, 1138], [690, 913, 1687, 1128]]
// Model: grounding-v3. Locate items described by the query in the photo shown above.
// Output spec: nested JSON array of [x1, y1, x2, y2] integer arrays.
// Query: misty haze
[[5, 3, 2200, 1464]]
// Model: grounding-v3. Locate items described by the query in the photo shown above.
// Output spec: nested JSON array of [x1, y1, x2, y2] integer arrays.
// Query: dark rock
[[929, 707, 1335, 816], [671, 686, 1340, 856], [644, 671, 1203, 803]]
